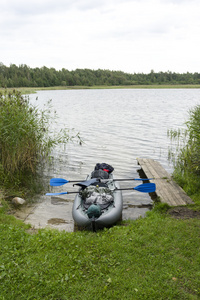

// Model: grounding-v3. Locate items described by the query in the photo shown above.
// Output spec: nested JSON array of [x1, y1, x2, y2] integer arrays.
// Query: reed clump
[[168, 104, 200, 196], [0, 89, 80, 194]]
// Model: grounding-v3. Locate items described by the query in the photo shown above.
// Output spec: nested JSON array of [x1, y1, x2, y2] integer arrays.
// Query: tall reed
[[0, 89, 81, 192], [168, 105, 200, 194]]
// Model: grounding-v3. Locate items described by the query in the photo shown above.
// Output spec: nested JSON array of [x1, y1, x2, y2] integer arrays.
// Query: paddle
[[118, 183, 156, 193], [50, 177, 153, 187], [46, 191, 77, 196], [50, 178, 83, 186], [46, 183, 156, 196]]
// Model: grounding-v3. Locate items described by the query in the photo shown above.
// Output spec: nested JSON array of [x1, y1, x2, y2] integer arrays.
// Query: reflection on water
[[18, 89, 199, 231]]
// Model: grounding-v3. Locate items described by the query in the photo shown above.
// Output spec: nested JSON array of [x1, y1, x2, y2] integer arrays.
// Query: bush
[[0, 89, 81, 194]]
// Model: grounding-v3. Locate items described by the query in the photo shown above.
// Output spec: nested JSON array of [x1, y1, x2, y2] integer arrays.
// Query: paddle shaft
[[118, 188, 153, 191], [109, 178, 152, 182], [46, 183, 156, 196], [50, 177, 153, 187]]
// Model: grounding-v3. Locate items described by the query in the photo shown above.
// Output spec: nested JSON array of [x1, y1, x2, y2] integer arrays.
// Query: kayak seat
[[90, 182, 108, 187]]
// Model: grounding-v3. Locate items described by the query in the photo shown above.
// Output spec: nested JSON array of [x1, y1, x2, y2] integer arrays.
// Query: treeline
[[0, 63, 200, 87]]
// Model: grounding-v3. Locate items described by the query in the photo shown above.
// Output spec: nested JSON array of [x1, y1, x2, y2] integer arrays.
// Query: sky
[[0, 0, 200, 74]]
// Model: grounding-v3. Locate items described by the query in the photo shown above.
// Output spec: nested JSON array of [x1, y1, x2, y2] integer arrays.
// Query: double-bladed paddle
[[50, 177, 153, 187], [46, 183, 156, 196]]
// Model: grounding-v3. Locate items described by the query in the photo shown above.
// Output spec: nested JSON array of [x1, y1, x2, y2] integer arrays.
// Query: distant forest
[[0, 63, 200, 87]]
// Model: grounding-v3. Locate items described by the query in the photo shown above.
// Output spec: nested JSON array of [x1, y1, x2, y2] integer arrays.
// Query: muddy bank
[[168, 207, 200, 219]]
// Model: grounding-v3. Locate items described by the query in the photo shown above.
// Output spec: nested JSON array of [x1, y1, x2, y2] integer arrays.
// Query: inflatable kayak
[[72, 164, 123, 231]]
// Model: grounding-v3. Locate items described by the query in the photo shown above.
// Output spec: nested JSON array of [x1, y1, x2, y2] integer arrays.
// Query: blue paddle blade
[[50, 178, 69, 186], [133, 183, 156, 193], [46, 192, 68, 196]]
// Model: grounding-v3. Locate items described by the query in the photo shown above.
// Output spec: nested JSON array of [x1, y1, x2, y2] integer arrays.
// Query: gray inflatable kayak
[[72, 172, 123, 231]]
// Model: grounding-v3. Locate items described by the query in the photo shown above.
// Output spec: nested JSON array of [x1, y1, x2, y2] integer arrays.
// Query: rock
[[12, 197, 26, 206]]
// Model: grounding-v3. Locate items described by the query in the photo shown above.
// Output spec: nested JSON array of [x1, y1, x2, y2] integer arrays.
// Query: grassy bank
[[1, 84, 200, 95], [0, 200, 200, 300]]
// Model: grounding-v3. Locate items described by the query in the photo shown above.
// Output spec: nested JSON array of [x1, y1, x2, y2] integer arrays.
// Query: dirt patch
[[168, 207, 200, 219], [48, 218, 69, 225]]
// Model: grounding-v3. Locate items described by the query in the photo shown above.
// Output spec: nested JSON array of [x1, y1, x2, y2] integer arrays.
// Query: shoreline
[[1, 84, 200, 94]]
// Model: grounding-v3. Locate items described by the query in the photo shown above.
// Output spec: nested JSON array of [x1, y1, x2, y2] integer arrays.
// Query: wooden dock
[[137, 158, 194, 206]]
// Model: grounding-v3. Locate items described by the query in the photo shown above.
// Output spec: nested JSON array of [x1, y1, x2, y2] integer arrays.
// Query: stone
[[12, 197, 26, 206]]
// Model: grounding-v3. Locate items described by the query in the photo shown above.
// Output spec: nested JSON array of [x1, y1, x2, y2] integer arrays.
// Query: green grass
[[0, 201, 200, 300]]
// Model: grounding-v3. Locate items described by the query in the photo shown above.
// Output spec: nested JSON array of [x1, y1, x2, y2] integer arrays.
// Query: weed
[[152, 202, 171, 214]]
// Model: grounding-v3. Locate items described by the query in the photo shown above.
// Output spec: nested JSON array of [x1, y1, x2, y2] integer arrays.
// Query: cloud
[[0, 0, 200, 73], [1, 0, 112, 16]]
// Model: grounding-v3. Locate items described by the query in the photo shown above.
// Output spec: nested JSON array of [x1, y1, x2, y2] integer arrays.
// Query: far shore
[[1, 84, 200, 94]]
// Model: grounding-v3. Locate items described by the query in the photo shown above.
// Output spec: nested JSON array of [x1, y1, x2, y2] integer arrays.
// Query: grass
[[0, 199, 200, 300], [1, 84, 200, 95]]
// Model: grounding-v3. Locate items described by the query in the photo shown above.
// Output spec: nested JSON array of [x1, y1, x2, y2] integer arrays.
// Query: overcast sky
[[0, 0, 200, 74]]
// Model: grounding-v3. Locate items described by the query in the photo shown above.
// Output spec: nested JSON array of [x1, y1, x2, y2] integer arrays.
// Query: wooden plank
[[140, 158, 192, 206], [137, 158, 194, 206], [139, 159, 179, 206], [146, 159, 187, 206], [141, 158, 193, 205]]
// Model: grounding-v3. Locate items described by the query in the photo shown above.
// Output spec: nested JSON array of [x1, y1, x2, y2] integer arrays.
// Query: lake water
[[18, 89, 200, 231]]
